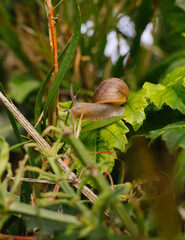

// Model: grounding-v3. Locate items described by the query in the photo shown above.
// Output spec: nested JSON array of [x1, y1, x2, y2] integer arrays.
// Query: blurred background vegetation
[[1, 0, 185, 138], [1, 0, 185, 178]]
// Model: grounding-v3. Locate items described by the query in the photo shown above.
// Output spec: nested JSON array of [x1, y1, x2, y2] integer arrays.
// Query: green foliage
[[143, 66, 185, 152], [34, 40, 71, 130], [150, 121, 185, 153], [8, 72, 40, 104], [124, 89, 149, 131], [0, 83, 23, 151], [0, 4, 33, 69], [43, 7, 81, 121], [1, 0, 185, 239], [80, 120, 128, 172], [142, 66, 185, 114], [0, 136, 9, 179]]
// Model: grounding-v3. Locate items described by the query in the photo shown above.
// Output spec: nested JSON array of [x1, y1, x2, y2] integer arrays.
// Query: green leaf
[[8, 73, 40, 104], [141, 50, 185, 84], [0, 83, 23, 152], [80, 120, 129, 172], [0, 5, 33, 69], [143, 66, 185, 114], [43, 7, 81, 121], [0, 136, 9, 179], [58, 101, 73, 127], [9, 140, 32, 151], [64, 134, 138, 236], [81, 116, 123, 133], [160, 65, 185, 86], [9, 202, 81, 226], [172, 151, 185, 191], [123, 89, 149, 131], [150, 121, 185, 153]]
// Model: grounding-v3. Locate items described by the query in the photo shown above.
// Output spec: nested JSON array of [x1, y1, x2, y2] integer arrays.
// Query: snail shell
[[92, 78, 129, 105], [69, 78, 129, 126]]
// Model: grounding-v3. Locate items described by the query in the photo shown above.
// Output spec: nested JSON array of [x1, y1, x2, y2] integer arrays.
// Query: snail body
[[69, 102, 125, 121], [69, 78, 129, 122]]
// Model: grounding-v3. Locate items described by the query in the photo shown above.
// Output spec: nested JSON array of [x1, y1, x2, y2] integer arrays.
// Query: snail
[[69, 78, 129, 135]]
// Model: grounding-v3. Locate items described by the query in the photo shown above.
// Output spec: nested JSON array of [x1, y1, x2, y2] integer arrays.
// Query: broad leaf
[[160, 65, 185, 86], [124, 89, 148, 131], [150, 121, 185, 153], [141, 50, 185, 84], [143, 66, 185, 114], [80, 120, 129, 172]]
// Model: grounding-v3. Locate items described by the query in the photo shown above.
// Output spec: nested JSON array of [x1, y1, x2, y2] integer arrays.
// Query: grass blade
[[0, 83, 24, 153], [34, 40, 71, 131], [43, 7, 81, 121], [9, 140, 32, 151], [81, 116, 123, 133], [64, 133, 138, 236], [9, 202, 81, 226], [0, 5, 34, 71]]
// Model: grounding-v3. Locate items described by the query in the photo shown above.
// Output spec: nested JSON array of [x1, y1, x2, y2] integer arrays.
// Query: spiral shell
[[92, 78, 129, 105]]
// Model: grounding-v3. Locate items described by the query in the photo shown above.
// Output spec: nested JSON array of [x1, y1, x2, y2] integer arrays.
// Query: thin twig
[[34, 110, 43, 128], [104, 169, 114, 190], [53, 0, 63, 10], [11, 177, 55, 184], [45, 0, 58, 73], [76, 112, 84, 138], [31, 192, 37, 207], [0, 234, 36, 240], [0, 91, 98, 205], [44, 0, 60, 132]]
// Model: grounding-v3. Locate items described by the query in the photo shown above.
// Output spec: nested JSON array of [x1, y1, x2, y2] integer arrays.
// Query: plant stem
[[0, 91, 98, 205], [0, 234, 36, 240], [45, 0, 59, 127], [64, 134, 139, 236]]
